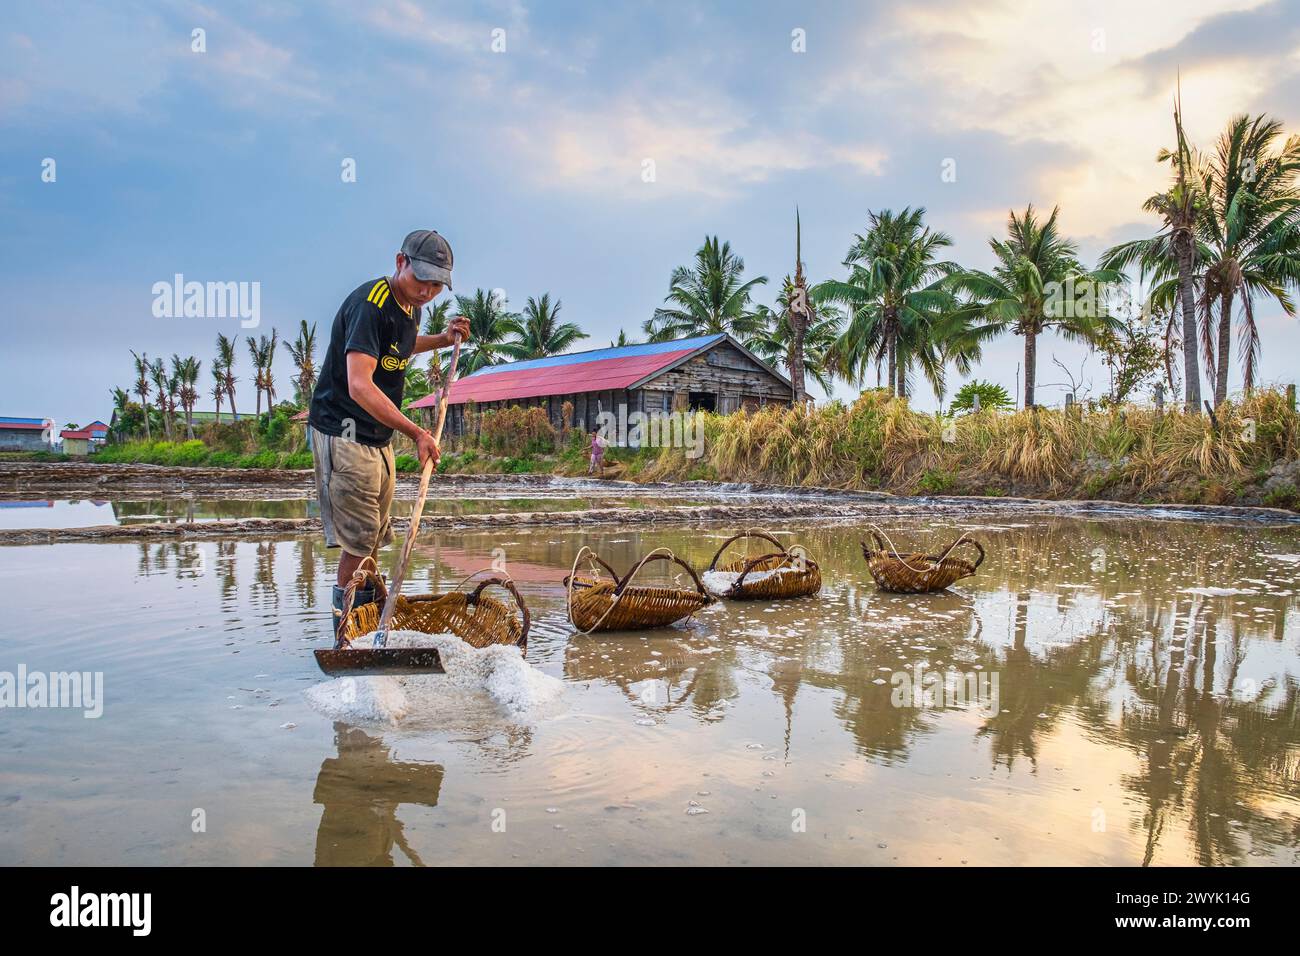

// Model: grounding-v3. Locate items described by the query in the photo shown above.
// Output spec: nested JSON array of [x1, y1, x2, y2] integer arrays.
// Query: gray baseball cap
[[400, 229, 454, 289]]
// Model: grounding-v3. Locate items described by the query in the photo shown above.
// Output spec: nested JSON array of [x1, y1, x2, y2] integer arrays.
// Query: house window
[[688, 391, 717, 412]]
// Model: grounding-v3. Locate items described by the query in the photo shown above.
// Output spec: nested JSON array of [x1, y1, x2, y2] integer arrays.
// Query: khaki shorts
[[311, 425, 396, 558]]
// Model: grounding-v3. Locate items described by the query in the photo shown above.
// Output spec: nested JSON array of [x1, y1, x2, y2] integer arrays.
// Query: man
[[308, 229, 471, 623]]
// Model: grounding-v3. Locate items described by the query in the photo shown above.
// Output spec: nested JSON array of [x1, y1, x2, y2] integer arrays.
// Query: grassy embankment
[[12, 389, 1298, 509]]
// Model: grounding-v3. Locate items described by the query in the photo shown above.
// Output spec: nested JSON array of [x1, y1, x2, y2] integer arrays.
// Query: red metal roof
[[60, 429, 93, 440], [409, 335, 725, 408], [0, 421, 47, 431]]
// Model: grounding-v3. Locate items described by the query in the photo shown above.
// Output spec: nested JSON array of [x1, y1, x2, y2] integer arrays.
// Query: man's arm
[[411, 316, 471, 355], [345, 352, 440, 466]]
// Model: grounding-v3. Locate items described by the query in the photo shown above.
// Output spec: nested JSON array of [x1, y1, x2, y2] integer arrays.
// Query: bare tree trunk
[[789, 321, 807, 404], [1174, 236, 1201, 412], [895, 356, 907, 399], [1214, 289, 1233, 408], [1023, 331, 1037, 409], [887, 334, 897, 398], [227, 386, 238, 421], [141, 399, 151, 440]]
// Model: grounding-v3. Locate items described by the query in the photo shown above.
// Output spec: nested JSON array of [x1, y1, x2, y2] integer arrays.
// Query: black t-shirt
[[309, 277, 418, 446]]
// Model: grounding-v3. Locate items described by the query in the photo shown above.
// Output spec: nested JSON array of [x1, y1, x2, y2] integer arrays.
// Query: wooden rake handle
[[375, 334, 463, 643]]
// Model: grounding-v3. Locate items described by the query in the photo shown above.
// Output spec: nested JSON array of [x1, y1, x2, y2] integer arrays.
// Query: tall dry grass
[[642, 388, 1299, 502]]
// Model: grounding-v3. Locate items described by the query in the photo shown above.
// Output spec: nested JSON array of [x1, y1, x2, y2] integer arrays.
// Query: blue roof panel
[[467, 334, 725, 377]]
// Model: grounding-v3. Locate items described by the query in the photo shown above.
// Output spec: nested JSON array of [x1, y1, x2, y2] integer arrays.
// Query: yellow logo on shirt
[[380, 355, 409, 372]]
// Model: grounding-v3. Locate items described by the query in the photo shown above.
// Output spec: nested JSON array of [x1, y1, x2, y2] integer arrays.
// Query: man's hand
[[414, 429, 441, 470], [413, 315, 471, 356]]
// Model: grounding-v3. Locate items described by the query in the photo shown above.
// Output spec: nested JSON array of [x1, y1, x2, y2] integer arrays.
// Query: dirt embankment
[[1, 461, 1297, 546]]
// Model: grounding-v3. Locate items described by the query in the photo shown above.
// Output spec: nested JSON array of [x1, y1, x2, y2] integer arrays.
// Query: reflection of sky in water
[[0, 513, 1296, 866]]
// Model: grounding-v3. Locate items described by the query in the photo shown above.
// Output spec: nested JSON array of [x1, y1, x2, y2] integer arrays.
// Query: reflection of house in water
[[313, 723, 444, 867]]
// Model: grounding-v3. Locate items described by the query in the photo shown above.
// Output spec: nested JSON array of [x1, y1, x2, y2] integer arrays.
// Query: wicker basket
[[564, 547, 713, 632], [861, 531, 985, 593], [336, 565, 529, 651], [705, 531, 822, 600]]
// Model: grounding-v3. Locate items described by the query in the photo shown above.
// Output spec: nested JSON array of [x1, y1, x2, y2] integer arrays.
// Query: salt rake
[[315, 334, 464, 677]]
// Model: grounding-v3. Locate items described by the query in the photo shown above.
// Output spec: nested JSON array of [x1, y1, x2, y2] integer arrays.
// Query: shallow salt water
[[0, 513, 1297, 865]]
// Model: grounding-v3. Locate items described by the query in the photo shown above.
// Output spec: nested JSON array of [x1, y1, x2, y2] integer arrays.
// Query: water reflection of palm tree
[[294, 539, 317, 608], [217, 540, 238, 603], [313, 723, 443, 867]]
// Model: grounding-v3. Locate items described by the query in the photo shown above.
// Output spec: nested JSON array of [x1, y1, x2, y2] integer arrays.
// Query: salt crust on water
[[701, 566, 801, 598], [304, 630, 565, 726]]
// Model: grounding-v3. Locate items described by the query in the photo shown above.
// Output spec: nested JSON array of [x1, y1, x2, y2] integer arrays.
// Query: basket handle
[[334, 556, 387, 649], [466, 575, 531, 647], [615, 548, 708, 598], [929, 533, 984, 569], [942, 537, 985, 569], [561, 551, 621, 589], [707, 530, 787, 571], [864, 531, 888, 555], [731, 551, 791, 592]]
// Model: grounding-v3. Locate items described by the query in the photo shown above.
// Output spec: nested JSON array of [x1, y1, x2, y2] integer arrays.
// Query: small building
[[411, 333, 792, 436], [84, 420, 109, 447], [0, 417, 51, 452], [60, 428, 93, 456]]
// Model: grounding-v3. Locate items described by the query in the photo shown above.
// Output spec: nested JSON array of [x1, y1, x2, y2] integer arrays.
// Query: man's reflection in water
[[313, 723, 443, 866]]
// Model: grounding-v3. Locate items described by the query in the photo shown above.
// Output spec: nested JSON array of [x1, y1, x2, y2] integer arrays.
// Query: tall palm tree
[[172, 354, 200, 439], [506, 293, 587, 360], [262, 329, 279, 412], [284, 320, 317, 406], [1101, 87, 1207, 411], [149, 358, 172, 440], [455, 289, 524, 374], [216, 334, 239, 420], [247, 331, 278, 416], [110, 387, 132, 441], [816, 207, 963, 397], [211, 361, 226, 425], [948, 205, 1121, 408], [643, 236, 768, 342], [746, 281, 844, 395], [1198, 113, 1300, 406], [422, 300, 452, 391], [247, 335, 265, 418], [610, 329, 637, 347], [130, 349, 152, 440], [788, 209, 811, 403]]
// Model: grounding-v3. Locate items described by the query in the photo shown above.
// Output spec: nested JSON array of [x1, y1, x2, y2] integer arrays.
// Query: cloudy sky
[[2, 0, 1299, 427]]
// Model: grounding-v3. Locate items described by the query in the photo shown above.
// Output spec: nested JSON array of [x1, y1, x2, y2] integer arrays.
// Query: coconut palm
[[110, 387, 132, 441], [788, 210, 812, 403], [215, 334, 239, 420], [421, 300, 452, 391], [1101, 88, 1207, 411], [284, 320, 318, 406], [149, 358, 172, 440], [948, 205, 1122, 408], [211, 361, 226, 425], [262, 329, 279, 412], [816, 207, 965, 397], [171, 354, 200, 439], [246, 335, 266, 418], [506, 294, 587, 360], [454, 289, 524, 374], [746, 282, 843, 395], [247, 331, 279, 417], [130, 349, 152, 440], [610, 329, 637, 348], [643, 236, 768, 342], [1198, 113, 1300, 406]]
